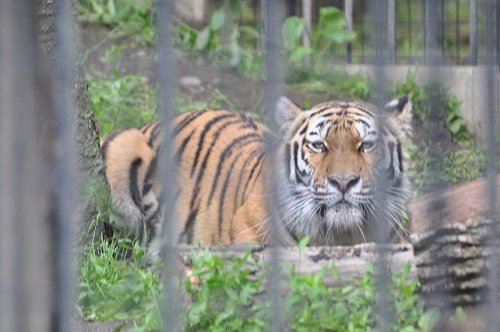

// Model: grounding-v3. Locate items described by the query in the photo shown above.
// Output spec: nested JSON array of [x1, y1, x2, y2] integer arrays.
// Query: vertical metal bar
[[261, 0, 285, 330], [344, 0, 353, 63], [483, 0, 498, 329], [54, 0, 77, 330], [0, 1, 52, 331], [388, 0, 396, 64], [157, 0, 181, 331], [441, 0, 445, 59], [455, 0, 460, 63], [497, 0, 500, 66], [407, 0, 411, 63], [425, 0, 441, 64], [302, 0, 312, 66], [470, 0, 478, 64], [368, 0, 394, 330]]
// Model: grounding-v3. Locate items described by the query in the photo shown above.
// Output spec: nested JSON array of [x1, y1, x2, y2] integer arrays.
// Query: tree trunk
[[37, 0, 108, 246]]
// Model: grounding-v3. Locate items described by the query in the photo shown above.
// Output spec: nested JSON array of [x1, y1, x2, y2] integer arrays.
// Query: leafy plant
[[78, 237, 162, 325], [194, 7, 226, 52], [77, 0, 154, 44], [282, 7, 356, 66], [286, 263, 438, 332], [443, 148, 484, 184], [391, 70, 472, 144], [184, 250, 267, 331], [87, 73, 156, 136]]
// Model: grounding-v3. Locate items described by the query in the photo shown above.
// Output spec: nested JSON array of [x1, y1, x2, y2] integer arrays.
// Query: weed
[[282, 7, 356, 67], [443, 147, 485, 184], [77, 0, 154, 44], [174, 89, 240, 114], [79, 244, 438, 331], [88, 73, 156, 136], [78, 237, 162, 324], [391, 70, 472, 144], [289, 70, 371, 100], [184, 250, 266, 331]]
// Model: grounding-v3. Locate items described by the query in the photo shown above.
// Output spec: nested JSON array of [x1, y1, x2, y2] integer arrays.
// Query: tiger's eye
[[359, 141, 374, 153], [310, 141, 326, 152]]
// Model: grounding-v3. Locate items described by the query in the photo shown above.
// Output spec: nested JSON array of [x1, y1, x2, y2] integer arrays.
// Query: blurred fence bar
[[54, 0, 77, 330], [0, 1, 53, 331], [483, 0, 498, 329], [470, 0, 478, 64], [261, 1, 286, 330], [367, 0, 394, 329], [156, 0, 183, 331], [388, 0, 396, 64], [344, 0, 353, 63]]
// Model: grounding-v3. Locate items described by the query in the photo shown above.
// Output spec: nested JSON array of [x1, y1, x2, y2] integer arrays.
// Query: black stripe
[[309, 106, 331, 117], [207, 134, 263, 207], [140, 121, 158, 134], [355, 118, 370, 128], [240, 153, 266, 205], [387, 142, 396, 179], [396, 141, 403, 173], [284, 143, 291, 178], [175, 129, 196, 162], [191, 113, 235, 177], [142, 183, 153, 197], [100, 128, 126, 160], [147, 121, 164, 147], [189, 119, 244, 210], [143, 154, 158, 196], [294, 142, 307, 185], [173, 109, 212, 135], [290, 118, 308, 138], [232, 148, 263, 212], [179, 204, 199, 244], [240, 113, 258, 129], [129, 158, 143, 209], [218, 153, 243, 238], [293, 141, 299, 176]]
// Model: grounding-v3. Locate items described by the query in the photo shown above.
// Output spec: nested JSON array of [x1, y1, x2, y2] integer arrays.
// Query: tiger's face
[[275, 97, 412, 245]]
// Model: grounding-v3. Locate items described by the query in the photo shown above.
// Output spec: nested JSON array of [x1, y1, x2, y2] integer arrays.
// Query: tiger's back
[[102, 109, 271, 248]]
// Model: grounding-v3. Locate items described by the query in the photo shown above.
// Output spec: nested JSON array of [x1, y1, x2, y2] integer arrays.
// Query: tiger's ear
[[385, 95, 412, 135], [275, 97, 302, 135]]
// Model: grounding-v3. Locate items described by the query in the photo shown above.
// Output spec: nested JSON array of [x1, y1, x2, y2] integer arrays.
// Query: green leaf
[[290, 46, 313, 64], [449, 119, 462, 134], [195, 27, 211, 50], [282, 16, 306, 49], [210, 8, 225, 31], [298, 236, 310, 250]]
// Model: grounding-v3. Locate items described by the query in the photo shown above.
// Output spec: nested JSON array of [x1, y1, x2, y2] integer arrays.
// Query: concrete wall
[[344, 65, 500, 134]]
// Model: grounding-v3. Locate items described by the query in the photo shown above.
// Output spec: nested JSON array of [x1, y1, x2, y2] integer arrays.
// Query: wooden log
[[408, 175, 500, 234], [412, 217, 500, 308], [177, 243, 416, 287]]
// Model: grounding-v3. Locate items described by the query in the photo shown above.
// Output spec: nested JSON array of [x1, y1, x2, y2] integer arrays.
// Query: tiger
[[101, 96, 412, 259]]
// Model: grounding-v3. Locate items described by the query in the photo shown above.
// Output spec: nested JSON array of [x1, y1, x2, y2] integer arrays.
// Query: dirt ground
[[79, 23, 346, 114]]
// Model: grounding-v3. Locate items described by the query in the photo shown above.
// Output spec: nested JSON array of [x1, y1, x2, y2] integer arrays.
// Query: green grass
[[77, 238, 439, 331]]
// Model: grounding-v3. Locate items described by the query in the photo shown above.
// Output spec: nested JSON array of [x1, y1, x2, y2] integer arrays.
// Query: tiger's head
[[274, 96, 412, 245]]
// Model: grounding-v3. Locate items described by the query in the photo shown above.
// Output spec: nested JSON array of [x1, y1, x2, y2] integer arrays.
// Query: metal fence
[[216, 0, 498, 65], [0, 0, 498, 331]]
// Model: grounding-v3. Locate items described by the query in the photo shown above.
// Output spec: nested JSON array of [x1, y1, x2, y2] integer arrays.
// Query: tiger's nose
[[328, 174, 360, 194]]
